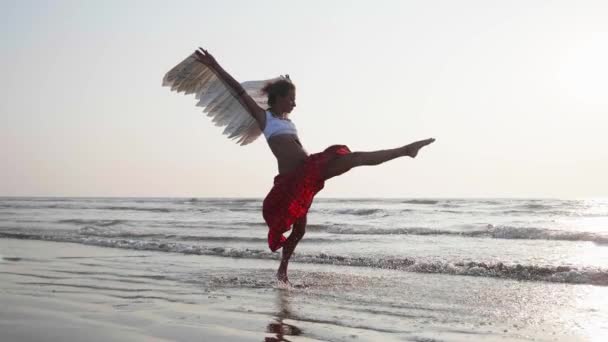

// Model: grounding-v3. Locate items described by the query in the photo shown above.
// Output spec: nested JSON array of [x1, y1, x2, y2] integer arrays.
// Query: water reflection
[[264, 289, 302, 342]]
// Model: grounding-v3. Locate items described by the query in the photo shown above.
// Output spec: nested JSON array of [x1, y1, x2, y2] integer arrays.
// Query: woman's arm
[[194, 48, 266, 130]]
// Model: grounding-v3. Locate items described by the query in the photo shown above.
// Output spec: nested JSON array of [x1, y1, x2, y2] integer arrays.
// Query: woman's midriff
[[267, 134, 309, 175]]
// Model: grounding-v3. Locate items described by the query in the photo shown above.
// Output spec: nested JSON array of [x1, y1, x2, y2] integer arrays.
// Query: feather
[[162, 53, 288, 146]]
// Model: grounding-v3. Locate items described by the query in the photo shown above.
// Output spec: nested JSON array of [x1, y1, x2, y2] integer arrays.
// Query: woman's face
[[276, 89, 296, 114]]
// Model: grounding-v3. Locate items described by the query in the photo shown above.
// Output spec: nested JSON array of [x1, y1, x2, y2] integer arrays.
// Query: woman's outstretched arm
[[194, 48, 266, 129]]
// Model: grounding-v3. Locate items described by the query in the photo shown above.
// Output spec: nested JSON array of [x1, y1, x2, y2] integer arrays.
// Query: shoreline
[[2, 238, 605, 341]]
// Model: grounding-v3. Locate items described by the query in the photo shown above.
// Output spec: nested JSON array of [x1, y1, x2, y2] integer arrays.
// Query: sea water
[[1, 197, 607, 340]]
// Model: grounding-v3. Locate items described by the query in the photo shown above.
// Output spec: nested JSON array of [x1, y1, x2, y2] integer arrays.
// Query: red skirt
[[262, 145, 351, 252]]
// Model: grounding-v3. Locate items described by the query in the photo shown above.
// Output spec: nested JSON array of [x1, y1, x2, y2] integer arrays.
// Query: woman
[[166, 48, 435, 284]]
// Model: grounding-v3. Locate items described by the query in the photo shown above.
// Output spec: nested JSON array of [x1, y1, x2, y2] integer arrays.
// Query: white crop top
[[262, 111, 298, 140]]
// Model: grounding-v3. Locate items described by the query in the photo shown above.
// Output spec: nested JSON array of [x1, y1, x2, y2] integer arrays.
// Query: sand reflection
[[265, 289, 302, 342]]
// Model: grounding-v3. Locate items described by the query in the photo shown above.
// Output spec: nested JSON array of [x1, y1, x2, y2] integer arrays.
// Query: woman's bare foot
[[277, 265, 290, 285], [277, 274, 291, 287], [404, 138, 435, 158]]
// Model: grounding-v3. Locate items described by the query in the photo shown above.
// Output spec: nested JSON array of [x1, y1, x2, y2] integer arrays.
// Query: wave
[[105, 206, 220, 214], [0, 203, 85, 210], [1, 203, 174, 213], [333, 208, 385, 216], [177, 198, 259, 205], [77, 227, 338, 244], [20, 215, 608, 244], [99, 206, 171, 213], [75, 227, 347, 244], [323, 225, 608, 244], [10, 204, 576, 217], [522, 203, 553, 210], [227, 207, 258, 212], [498, 209, 574, 216], [401, 200, 439, 205], [2, 231, 607, 286], [475, 200, 503, 205], [58, 219, 127, 227]]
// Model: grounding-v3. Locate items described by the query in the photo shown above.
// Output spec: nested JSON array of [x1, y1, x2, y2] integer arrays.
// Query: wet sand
[[1, 238, 606, 341]]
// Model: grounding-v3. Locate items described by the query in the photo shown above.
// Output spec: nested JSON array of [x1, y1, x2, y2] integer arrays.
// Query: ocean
[[1, 197, 607, 341]]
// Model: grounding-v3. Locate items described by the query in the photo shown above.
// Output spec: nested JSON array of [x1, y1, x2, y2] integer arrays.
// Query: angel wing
[[162, 53, 287, 145]]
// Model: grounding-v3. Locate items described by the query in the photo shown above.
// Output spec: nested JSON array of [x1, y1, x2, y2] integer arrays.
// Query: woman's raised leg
[[277, 215, 307, 283], [324, 138, 435, 180]]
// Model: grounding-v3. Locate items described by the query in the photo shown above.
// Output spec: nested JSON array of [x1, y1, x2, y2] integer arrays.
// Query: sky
[[1, 0, 607, 198]]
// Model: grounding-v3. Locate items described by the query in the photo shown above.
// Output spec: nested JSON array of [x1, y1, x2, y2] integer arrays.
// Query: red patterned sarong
[[263, 145, 351, 252]]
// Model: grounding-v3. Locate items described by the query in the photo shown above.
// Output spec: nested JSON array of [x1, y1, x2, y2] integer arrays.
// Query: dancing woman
[[163, 48, 435, 283]]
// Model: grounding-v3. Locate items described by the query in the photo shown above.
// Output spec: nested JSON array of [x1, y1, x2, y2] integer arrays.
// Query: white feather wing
[[162, 53, 281, 145]]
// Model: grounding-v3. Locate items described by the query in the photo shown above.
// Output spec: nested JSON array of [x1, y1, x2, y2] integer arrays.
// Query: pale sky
[[1, 0, 607, 198]]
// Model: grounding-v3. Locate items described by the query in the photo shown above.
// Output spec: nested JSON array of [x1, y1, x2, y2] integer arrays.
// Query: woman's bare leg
[[277, 215, 307, 283], [274, 138, 434, 282], [324, 138, 435, 180]]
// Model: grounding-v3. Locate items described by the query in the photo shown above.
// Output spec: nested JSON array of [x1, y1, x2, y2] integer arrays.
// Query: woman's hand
[[194, 47, 217, 67]]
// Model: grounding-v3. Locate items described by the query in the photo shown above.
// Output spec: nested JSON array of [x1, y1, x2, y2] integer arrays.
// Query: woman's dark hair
[[261, 79, 295, 107]]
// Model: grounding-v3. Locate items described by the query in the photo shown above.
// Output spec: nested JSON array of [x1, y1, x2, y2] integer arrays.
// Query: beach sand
[[1, 238, 606, 341]]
